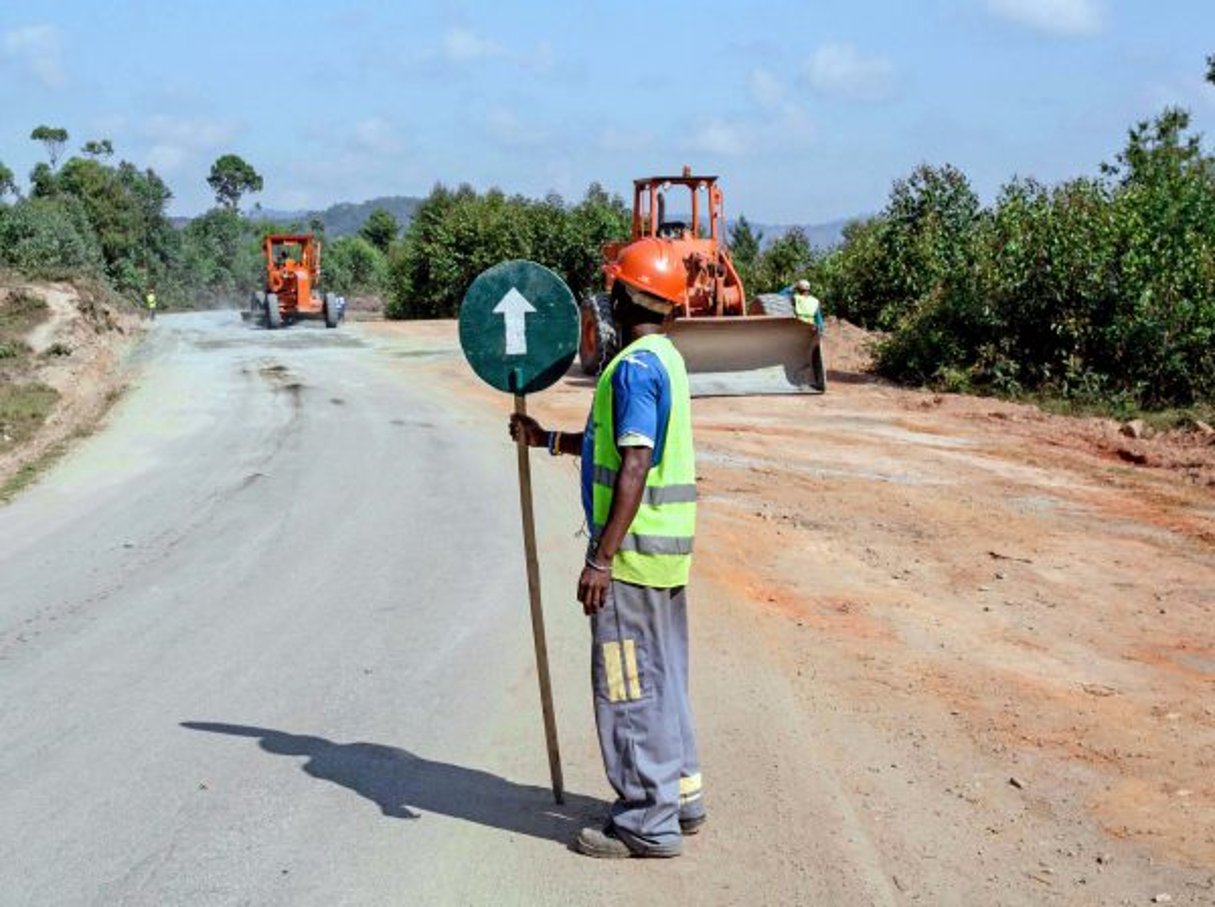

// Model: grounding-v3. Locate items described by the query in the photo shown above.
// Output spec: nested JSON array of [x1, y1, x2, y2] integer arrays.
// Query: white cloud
[[143, 114, 238, 149], [3, 25, 64, 88], [685, 68, 817, 159], [434, 27, 555, 74], [598, 126, 654, 153], [485, 107, 548, 148], [748, 68, 816, 145], [691, 119, 750, 157], [985, 0, 1104, 36], [750, 68, 786, 112], [146, 145, 187, 173], [140, 115, 239, 175], [806, 43, 895, 102], [350, 117, 404, 156], [443, 27, 502, 63]]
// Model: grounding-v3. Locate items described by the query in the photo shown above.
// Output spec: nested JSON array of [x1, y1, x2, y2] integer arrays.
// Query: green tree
[[0, 196, 104, 278], [81, 139, 114, 159], [52, 155, 177, 291], [30, 125, 70, 169], [562, 182, 629, 298], [755, 227, 815, 292], [0, 162, 17, 201], [29, 162, 57, 198], [815, 217, 887, 326], [177, 207, 255, 292], [323, 236, 386, 294], [359, 207, 399, 252], [729, 214, 763, 296], [206, 154, 263, 210], [1206, 53, 1214, 86], [1101, 107, 1215, 405], [385, 182, 628, 319]]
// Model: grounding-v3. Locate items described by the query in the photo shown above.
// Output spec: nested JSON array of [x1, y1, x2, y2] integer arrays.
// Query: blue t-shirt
[[581, 349, 672, 528]]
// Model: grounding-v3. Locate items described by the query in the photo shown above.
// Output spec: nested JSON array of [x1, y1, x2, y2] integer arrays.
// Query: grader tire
[[265, 292, 282, 330]]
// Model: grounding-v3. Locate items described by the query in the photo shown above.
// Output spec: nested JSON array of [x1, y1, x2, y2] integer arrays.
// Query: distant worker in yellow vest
[[510, 238, 704, 859], [145, 289, 157, 321], [792, 278, 824, 333]]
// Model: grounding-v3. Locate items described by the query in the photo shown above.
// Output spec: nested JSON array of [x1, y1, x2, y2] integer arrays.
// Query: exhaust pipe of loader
[[667, 316, 826, 397]]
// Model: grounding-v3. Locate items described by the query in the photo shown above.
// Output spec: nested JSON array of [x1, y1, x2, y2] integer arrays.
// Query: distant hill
[[675, 216, 860, 251], [740, 218, 858, 251], [181, 194, 859, 250], [252, 195, 425, 237]]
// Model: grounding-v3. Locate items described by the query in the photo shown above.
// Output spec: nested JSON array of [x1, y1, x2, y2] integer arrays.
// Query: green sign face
[[459, 260, 579, 395]]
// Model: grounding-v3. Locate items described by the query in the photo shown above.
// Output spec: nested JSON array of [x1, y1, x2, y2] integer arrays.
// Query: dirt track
[[378, 318, 1215, 904]]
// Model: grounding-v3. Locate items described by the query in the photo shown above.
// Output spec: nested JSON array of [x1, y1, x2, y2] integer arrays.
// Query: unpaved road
[[1, 312, 1212, 905]]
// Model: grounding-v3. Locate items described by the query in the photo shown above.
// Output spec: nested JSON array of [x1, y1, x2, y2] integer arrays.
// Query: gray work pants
[[591, 579, 704, 853]]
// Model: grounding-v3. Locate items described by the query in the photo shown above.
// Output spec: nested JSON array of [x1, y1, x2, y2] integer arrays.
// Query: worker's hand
[[509, 413, 546, 448], [577, 560, 612, 616]]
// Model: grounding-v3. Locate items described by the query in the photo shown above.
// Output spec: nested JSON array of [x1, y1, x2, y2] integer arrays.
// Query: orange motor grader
[[250, 234, 342, 329], [579, 167, 825, 395]]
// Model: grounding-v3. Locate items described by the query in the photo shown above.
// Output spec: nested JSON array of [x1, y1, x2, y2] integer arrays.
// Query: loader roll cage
[[631, 170, 724, 244]]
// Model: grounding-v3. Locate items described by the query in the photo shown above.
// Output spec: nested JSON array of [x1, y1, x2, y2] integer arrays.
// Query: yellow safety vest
[[792, 292, 819, 323], [591, 333, 696, 588]]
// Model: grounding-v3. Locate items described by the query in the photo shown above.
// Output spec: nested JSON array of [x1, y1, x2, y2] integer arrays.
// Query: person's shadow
[[182, 722, 606, 846]]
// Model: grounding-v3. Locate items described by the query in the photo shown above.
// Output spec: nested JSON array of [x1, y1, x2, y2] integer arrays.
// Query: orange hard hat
[[608, 237, 687, 310]]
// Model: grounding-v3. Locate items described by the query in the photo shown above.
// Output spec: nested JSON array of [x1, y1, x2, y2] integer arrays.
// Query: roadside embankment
[[0, 278, 143, 500]]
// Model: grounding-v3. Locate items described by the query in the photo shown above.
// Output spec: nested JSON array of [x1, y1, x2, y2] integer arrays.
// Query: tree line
[[810, 101, 1214, 410], [0, 130, 399, 307], [1, 56, 1210, 410]]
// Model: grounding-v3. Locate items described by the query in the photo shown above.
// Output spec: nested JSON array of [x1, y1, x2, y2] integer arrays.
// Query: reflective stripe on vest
[[591, 333, 696, 588], [591, 465, 697, 505]]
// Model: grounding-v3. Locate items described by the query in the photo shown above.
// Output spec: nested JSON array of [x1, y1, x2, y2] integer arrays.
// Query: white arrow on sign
[[493, 287, 537, 356]]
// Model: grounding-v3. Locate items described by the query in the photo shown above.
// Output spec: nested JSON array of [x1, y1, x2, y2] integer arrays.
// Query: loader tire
[[324, 292, 340, 329], [755, 293, 793, 317], [579, 292, 616, 375], [250, 290, 266, 312], [265, 293, 282, 329]]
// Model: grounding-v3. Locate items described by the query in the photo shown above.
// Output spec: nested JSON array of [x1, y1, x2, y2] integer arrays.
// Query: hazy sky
[[1, 0, 1211, 222]]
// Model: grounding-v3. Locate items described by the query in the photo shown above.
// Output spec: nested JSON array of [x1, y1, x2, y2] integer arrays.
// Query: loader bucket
[[667, 316, 826, 397]]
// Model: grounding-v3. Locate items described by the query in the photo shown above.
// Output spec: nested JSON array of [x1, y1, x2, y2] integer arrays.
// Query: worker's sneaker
[[574, 825, 681, 859], [680, 813, 707, 835]]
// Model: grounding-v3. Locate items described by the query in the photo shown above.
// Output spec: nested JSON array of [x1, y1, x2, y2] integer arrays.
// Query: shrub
[[0, 197, 104, 278]]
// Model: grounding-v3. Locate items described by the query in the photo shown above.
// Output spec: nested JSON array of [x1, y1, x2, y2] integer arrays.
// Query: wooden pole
[[513, 394, 565, 804]]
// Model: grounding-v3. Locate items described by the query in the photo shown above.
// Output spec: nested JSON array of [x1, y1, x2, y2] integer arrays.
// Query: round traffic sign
[[458, 260, 579, 395]]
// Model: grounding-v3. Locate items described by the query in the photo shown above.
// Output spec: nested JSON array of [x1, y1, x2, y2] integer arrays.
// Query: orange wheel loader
[[579, 167, 825, 396], [249, 234, 343, 329]]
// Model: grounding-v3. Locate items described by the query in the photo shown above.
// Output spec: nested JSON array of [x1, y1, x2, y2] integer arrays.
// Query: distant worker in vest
[[509, 238, 704, 859], [792, 278, 824, 334], [145, 288, 157, 321]]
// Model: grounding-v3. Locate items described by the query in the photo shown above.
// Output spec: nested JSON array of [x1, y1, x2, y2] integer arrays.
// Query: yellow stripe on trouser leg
[[622, 639, 642, 700], [680, 772, 703, 804], [602, 642, 626, 703]]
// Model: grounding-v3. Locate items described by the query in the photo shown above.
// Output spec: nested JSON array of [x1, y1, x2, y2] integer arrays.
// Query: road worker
[[145, 288, 157, 321], [510, 238, 704, 859], [792, 278, 824, 333]]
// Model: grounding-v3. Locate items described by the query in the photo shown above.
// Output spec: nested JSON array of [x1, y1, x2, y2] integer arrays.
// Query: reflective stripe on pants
[[591, 579, 703, 851]]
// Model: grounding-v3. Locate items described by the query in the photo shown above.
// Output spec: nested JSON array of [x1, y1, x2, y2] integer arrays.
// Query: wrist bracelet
[[585, 555, 611, 573]]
